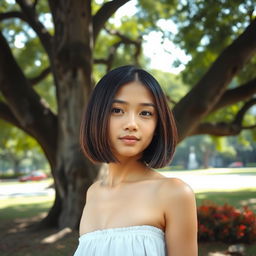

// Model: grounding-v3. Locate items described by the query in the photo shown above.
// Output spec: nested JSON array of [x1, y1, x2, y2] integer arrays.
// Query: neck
[[102, 159, 150, 188]]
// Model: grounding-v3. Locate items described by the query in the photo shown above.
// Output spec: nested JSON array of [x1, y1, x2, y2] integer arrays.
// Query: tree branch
[[211, 78, 256, 112], [94, 28, 142, 70], [243, 124, 256, 129], [93, 0, 130, 40], [191, 98, 256, 136], [105, 28, 142, 62], [173, 18, 256, 141], [233, 98, 256, 126], [0, 101, 23, 129], [16, 0, 52, 57], [0, 11, 26, 22], [33, 0, 39, 10], [166, 95, 177, 106], [94, 41, 121, 71], [190, 122, 242, 136], [0, 30, 57, 166], [0, 101, 39, 139], [28, 67, 51, 86]]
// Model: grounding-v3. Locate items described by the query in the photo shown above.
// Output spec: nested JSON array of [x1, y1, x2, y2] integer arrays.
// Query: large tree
[[0, 0, 255, 229]]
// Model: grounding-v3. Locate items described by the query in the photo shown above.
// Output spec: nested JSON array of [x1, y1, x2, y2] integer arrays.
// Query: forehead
[[114, 81, 155, 103]]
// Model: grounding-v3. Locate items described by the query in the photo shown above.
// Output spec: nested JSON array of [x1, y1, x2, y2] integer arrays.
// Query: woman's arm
[[161, 178, 198, 256]]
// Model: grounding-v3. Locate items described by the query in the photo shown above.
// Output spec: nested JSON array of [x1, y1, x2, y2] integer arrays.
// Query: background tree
[[0, 0, 255, 229]]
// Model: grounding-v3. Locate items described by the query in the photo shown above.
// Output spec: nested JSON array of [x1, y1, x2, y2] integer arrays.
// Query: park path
[[0, 180, 54, 199], [161, 168, 256, 192]]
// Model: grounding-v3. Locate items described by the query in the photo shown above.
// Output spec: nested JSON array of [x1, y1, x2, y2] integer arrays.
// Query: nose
[[124, 113, 138, 131]]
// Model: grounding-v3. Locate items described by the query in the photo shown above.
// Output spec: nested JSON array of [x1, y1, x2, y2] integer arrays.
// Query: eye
[[111, 107, 124, 115], [140, 111, 153, 117]]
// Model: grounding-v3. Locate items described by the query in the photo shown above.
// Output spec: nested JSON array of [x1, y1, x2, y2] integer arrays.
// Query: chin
[[115, 151, 142, 160]]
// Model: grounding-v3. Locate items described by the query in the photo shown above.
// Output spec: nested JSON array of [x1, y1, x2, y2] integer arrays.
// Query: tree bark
[[1, 0, 130, 229], [49, 0, 99, 228]]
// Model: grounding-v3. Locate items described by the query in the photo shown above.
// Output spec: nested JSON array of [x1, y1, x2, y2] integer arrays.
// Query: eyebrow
[[112, 99, 156, 108]]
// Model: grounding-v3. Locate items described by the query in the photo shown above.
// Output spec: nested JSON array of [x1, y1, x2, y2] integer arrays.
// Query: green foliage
[[169, 0, 256, 85], [1, 1, 56, 113], [212, 136, 236, 156], [138, 0, 178, 24], [1, 0, 255, 174], [150, 69, 189, 102], [0, 120, 49, 172]]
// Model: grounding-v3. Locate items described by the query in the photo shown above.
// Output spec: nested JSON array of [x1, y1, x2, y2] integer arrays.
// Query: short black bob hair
[[80, 65, 178, 168]]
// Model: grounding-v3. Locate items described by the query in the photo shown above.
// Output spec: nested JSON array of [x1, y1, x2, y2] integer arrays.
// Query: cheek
[[109, 117, 117, 132], [108, 118, 119, 145], [144, 120, 157, 138]]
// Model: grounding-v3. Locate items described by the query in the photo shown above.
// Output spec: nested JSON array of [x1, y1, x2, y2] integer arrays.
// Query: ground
[[0, 213, 78, 256], [1, 168, 256, 256]]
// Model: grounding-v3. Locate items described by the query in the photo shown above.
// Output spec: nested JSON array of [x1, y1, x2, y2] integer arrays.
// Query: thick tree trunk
[[50, 0, 99, 229], [0, 0, 130, 230], [38, 187, 62, 228]]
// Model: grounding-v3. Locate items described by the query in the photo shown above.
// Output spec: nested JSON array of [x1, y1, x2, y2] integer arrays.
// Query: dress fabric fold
[[73, 225, 167, 256]]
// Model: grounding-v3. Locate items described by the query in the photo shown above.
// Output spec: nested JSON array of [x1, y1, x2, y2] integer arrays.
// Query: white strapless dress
[[73, 225, 167, 256]]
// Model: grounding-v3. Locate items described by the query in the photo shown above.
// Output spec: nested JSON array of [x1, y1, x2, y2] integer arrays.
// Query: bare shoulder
[[85, 180, 101, 199], [158, 177, 195, 203]]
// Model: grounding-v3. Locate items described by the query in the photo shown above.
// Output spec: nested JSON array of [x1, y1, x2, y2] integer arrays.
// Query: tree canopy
[[0, 0, 255, 228]]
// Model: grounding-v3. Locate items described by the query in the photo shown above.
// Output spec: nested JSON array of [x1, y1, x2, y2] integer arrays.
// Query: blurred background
[[0, 0, 256, 255]]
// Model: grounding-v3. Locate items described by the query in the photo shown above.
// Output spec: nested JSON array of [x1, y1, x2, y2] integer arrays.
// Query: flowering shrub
[[197, 203, 256, 243]]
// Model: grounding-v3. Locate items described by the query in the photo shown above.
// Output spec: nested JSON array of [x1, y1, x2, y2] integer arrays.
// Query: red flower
[[197, 203, 256, 243]]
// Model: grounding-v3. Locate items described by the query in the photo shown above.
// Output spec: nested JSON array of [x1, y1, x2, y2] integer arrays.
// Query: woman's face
[[108, 81, 158, 161]]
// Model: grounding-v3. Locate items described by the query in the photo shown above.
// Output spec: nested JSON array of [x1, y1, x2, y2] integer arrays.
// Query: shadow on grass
[[0, 210, 78, 256], [196, 189, 256, 212], [0, 197, 79, 256]]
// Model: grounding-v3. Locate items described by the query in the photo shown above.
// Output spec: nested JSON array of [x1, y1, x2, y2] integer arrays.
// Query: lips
[[119, 135, 140, 145], [120, 135, 139, 140]]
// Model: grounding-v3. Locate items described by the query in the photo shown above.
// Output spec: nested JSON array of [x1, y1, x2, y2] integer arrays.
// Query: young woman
[[74, 65, 198, 256]]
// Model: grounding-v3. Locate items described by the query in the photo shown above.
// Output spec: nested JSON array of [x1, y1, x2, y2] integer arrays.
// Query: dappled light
[[41, 227, 72, 244]]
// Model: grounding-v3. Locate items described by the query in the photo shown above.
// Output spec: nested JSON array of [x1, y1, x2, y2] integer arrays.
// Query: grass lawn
[[0, 195, 78, 256], [196, 188, 256, 212], [0, 196, 53, 219], [0, 168, 256, 256]]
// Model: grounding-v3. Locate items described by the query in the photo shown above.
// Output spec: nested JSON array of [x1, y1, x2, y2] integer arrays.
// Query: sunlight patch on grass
[[0, 195, 54, 209], [0, 195, 54, 220], [41, 228, 72, 244]]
